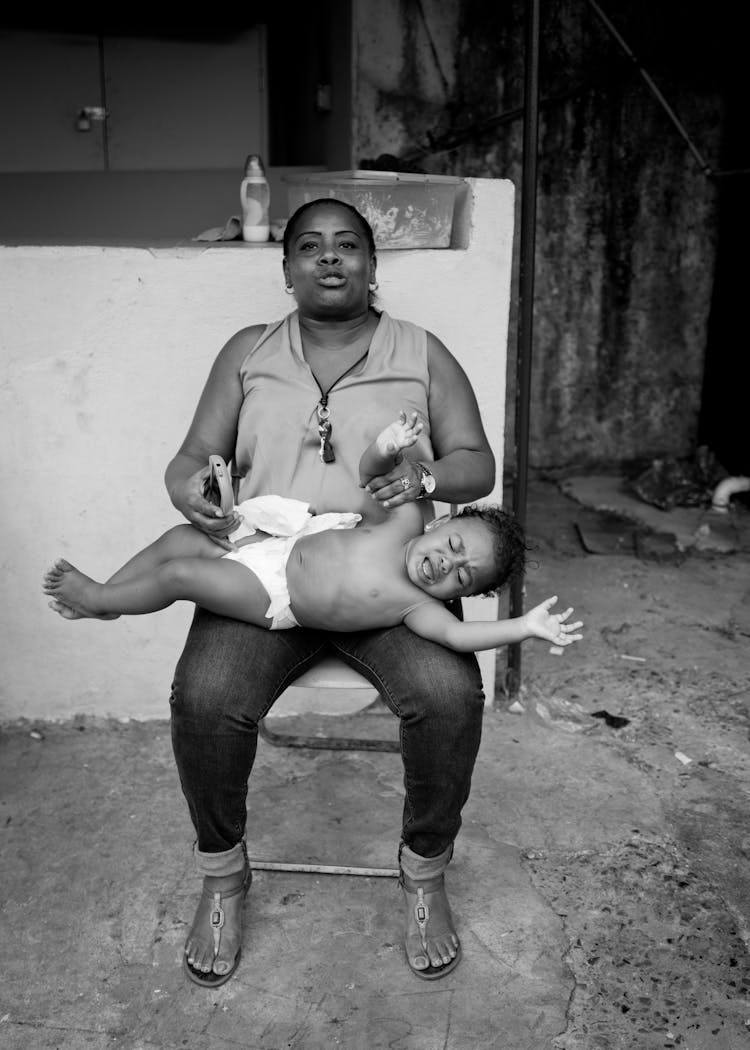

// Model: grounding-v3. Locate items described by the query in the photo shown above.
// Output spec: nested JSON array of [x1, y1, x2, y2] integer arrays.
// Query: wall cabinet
[[0, 29, 266, 173]]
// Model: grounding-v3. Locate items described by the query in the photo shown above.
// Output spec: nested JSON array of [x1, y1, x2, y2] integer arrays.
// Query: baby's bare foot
[[43, 559, 119, 620], [47, 598, 85, 620]]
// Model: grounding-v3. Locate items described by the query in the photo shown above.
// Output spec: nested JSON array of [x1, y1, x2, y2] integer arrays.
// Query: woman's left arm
[[366, 332, 495, 508]]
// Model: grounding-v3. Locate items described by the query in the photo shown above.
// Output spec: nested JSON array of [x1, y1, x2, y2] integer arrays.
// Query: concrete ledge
[[1, 177, 514, 720], [562, 474, 746, 554]]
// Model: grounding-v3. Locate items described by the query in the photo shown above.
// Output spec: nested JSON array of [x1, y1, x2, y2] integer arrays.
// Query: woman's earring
[[284, 284, 295, 295], [369, 280, 379, 292]]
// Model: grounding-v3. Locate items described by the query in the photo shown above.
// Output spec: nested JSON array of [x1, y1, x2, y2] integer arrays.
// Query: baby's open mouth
[[420, 556, 435, 583]]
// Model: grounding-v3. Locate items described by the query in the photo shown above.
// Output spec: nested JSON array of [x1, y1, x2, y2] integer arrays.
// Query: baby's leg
[[375, 410, 423, 459], [154, 557, 273, 625], [105, 524, 223, 585], [44, 524, 223, 620], [45, 555, 273, 625]]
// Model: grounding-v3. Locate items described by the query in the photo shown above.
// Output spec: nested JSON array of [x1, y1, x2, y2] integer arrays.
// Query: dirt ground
[[1, 475, 749, 1049], [506, 476, 750, 1048]]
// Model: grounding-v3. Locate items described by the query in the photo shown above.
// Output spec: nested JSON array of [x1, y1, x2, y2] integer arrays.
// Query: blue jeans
[[169, 607, 485, 863]]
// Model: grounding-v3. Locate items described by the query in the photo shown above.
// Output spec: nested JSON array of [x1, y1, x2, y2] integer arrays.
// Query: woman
[[166, 198, 495, 986]]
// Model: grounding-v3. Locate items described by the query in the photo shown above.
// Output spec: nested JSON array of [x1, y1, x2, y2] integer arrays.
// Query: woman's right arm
[[165, 324, 265, 548]]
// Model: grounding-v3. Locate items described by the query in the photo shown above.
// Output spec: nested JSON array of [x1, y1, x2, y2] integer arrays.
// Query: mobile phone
[[204, 455, 234, 515]]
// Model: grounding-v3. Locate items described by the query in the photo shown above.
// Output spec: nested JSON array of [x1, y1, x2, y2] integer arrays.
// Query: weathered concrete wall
[[353, 0, 723, 472], [0, 179, 513, 721]]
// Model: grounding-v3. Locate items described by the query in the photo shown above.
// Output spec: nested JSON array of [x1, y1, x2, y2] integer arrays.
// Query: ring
[[400, 476, 411, 490]]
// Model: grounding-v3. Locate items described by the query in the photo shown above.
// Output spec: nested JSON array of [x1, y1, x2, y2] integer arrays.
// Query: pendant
[[318, 418, 334, 462]]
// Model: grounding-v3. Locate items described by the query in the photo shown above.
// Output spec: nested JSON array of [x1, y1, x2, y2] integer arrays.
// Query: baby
[[44, 413, 583, 653]]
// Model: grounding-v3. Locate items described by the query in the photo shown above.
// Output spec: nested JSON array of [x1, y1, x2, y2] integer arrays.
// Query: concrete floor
[[2, 477, 750, 1050]]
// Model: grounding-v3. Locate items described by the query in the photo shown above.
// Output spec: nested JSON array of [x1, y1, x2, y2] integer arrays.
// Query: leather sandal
[[183, 864, 252, 988], [400, 842, 461, 980], [401, 870, 462, 979]]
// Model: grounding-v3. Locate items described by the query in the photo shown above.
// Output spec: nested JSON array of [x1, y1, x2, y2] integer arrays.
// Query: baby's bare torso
[[286, 523, 430, 631]]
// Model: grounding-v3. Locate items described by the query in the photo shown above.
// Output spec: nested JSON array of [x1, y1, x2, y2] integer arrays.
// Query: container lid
[[244, 154, 266, 177], [283, 169, 461, 186]]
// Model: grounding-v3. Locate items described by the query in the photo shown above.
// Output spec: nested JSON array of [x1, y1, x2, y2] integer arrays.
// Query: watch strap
[[416, 461, 435, 499]]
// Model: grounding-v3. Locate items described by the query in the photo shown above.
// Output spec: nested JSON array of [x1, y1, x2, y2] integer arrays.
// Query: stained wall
[[353, 0, 726, 472]]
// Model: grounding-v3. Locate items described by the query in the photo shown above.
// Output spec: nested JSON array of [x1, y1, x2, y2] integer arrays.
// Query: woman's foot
[[400, 843, 461, 979], [402, 874, 461, 978], [43, 559, 120, 620], [183, 866, 251, 987]]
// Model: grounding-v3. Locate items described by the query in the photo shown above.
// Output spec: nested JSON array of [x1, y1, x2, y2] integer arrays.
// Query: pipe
[[506, 0, 541, 700], [711, 476, 750, 513], [587, 0, 712, 175]]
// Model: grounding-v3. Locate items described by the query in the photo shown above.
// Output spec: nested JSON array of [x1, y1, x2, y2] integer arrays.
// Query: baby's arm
[[359, 411, 423, 487], [404, 596, 584, 653]]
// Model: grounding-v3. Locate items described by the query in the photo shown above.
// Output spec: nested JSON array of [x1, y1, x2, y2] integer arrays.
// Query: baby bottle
[[240, 154, 270, 242]]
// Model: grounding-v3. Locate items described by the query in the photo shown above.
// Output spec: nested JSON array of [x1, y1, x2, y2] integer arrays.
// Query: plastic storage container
[[284, 170, 462, 249]]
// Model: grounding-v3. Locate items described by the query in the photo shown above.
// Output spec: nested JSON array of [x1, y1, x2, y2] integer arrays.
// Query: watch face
[[422, 468, 436, 494]]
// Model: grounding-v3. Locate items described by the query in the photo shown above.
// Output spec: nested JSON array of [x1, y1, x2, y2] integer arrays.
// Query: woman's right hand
[[164, 325, 265, 550], [172, 463, 241, 552]]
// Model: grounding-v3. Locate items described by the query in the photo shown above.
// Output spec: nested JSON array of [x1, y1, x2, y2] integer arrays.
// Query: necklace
[[312, 349, 369, 463]]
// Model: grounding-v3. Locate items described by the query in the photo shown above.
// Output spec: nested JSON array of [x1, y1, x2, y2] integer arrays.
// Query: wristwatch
[[415, 462, 436, 499]]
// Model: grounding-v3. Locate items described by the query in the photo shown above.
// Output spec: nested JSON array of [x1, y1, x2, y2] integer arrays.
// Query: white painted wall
[[0, 178, 513, 722]]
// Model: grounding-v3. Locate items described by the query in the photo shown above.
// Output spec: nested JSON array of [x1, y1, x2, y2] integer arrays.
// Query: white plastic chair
[[257, 504, 461, 755], [259, 654, 399, 753], [252, 655, 402, 877], [226, 466, 453, 877], [223, 462, 449, 757]]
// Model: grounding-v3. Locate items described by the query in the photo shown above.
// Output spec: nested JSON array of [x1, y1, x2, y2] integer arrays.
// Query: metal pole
[[587, 0, 712, 175], [506, 0, 540, 700], [248, 860, 399, 877], [98, 34, 110, 172]]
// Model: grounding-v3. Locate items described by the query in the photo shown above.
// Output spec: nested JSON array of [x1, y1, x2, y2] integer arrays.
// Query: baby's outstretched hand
[[375, 410, 423, 459], [524, 596, 583, 646]]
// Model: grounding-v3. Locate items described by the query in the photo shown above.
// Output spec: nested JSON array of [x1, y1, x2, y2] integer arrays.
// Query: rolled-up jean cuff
[[193, 841, 247, 877]]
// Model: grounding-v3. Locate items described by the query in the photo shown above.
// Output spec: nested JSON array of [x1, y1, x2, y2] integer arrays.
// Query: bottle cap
[[244, 154, 266, 176]]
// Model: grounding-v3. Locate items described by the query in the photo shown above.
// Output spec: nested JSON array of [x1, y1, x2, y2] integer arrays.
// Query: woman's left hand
[[364, 457, 423, 508]]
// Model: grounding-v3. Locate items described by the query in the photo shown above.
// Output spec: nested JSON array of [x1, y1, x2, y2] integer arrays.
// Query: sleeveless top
[[234, 310, 436, 521]]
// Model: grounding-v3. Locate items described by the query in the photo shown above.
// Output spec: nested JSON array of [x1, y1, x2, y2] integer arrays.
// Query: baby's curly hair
[[455, 504, 529, 597]]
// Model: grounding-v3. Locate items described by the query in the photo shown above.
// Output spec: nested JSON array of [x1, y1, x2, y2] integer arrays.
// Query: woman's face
[[283, 203, 376, 319]]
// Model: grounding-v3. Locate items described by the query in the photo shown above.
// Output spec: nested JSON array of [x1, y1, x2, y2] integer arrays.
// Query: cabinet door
[[0, 30, 103, 172], [0, 27, 266, 173], [105, 29, 266, 170]]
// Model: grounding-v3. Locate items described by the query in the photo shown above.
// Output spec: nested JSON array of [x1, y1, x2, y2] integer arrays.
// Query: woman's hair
[[455, 504, 530, 598], [282, 197, 376, 258]]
